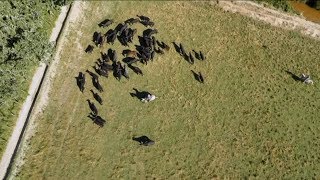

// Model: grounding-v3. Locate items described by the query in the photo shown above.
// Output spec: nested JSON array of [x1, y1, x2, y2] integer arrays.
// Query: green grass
[[16, 1, 320, 179], [0, 5, 60, 157]]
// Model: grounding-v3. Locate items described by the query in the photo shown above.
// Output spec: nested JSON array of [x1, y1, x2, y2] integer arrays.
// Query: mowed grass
[[17, 1, 320, 179]]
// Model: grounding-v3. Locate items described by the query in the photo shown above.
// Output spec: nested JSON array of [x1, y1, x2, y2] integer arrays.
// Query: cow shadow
[[172, 42, 181, 54], [130, 88, 149, 100], [285, 70, 302, 82], [191, 70, 201, 83]]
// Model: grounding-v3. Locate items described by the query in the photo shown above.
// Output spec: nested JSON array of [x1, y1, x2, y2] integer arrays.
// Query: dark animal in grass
[[151, 51, 155, 60], [128, 64, 143, 76], [179, 43, 186, 56], [87, 113, 106, 127], [122, 49, 138, 57], [162, 42, 170, 51], [86, 70, 99, 82], [90, 89, 103, 105], [155, 48, 164, 55], [122, 65, 129, 79], [143, 28, 158, 38], [101, 52, 109, 62], [189, 52, 195, 64], [183, 53, 190, 63], [110, 49, 117, 62], [118, 23, 128, 35], [152, 36, 156, 47], [130, 88, 150, 100], [105, 29, 116, 38], [191, 70, 204, 83], [107, 31, 117, 45], [93, 32, 103, 47], [123, 57, 138, 64], [93, 65, 108, 78], [192, 50, 201, 60], [172, 42, 181, 54], [76, 72, 85, 92], [199, 51, 205, 60], [137, 15, 151, 21], [98, 19, 113, 27], [85, 45, 94, 53], [93, 78, 104, 92], [132, 136, 155, 146], [199, 72, 204, 83], [87, 99, 98, 115], [140, 20, 154, 27], [125, 18, 140, 25], [156, 40, 164, 49], [113, 61, 122, 81]]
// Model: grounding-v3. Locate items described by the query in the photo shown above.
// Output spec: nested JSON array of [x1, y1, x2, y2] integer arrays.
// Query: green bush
[[0, 0, 60, 156]]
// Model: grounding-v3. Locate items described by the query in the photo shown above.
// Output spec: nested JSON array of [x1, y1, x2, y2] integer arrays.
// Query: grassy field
[[16, 1, 320, 179]]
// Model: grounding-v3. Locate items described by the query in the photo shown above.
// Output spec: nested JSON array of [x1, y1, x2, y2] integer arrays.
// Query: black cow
[[85, 45, 94, 53], [123, 57, 138, 64], [122, 65, 129, 79], [132, 136, 155, 146], [179, 43, 186, 56], [193, 50, 201, 60], [98, 19, 113, 27], [128, 64, 143, 76], [191, 70, 204, 83], [125, 18, 140, 25], [189, 52, 194, 64], [88, 113, 106, 127], [87, 99, 98, 115], [143, 28, 158, 38], [76, 72, 85, 92], [140, 20, 154, 27], [199, 72, 204, 83], [199, 51, 205, 60], [137, 15, 150, 21], [90, 89, 103, 105]]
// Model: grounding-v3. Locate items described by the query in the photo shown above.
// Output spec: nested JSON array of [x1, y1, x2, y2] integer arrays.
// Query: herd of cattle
[[76, 15, 207, 145]]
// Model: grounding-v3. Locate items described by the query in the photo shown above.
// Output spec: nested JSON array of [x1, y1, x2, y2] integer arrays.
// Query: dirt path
[[215, 1, 320, 40]]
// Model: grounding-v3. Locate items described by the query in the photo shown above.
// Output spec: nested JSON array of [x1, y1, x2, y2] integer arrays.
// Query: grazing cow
[[132, 136, 155, 146], [86, 70, 99, 82], [199, 72, 204, 83], [184, 53, 190, 63], [191, 70, 204, 83], [85, 45, 94, 53], [122, 50, 138, 57], [172, 42, 181, 54], [122, 65, 129, 79], [123, 57, 138, 64], [118, 23, 128, 35], [199, 51, 205, 60], [113, 61, 123, 81], [140, 20, 155, 27], [189, 52, 195, 64], [137, 15, 151, 21], [90, 89, 103, 105], [151, 51, 155, 60], [193, 50, 201, 60], [94, 78, 104, 92], [98, 19, 113, 27], [88, 113, 106, 127], [141, 94, 157, 103], [101, 52, 109, 62], [76, 72, 85, 92], [180, 43, 186, 56], [152, 36, 156, 48], [155, 48, 164, 55], [162, 42, 170, 51], [93, 32, 103, 47], [125, 18, 140, 25], [87, 99, 98, 115], [128, 64, 143, 76], [93, 65, 108, 78], [143, 28, 158, 37], [156, 40, 164, 49]]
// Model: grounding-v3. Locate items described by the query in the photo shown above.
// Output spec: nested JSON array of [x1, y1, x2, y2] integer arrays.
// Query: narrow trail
[[216, 1, 320, 40]]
